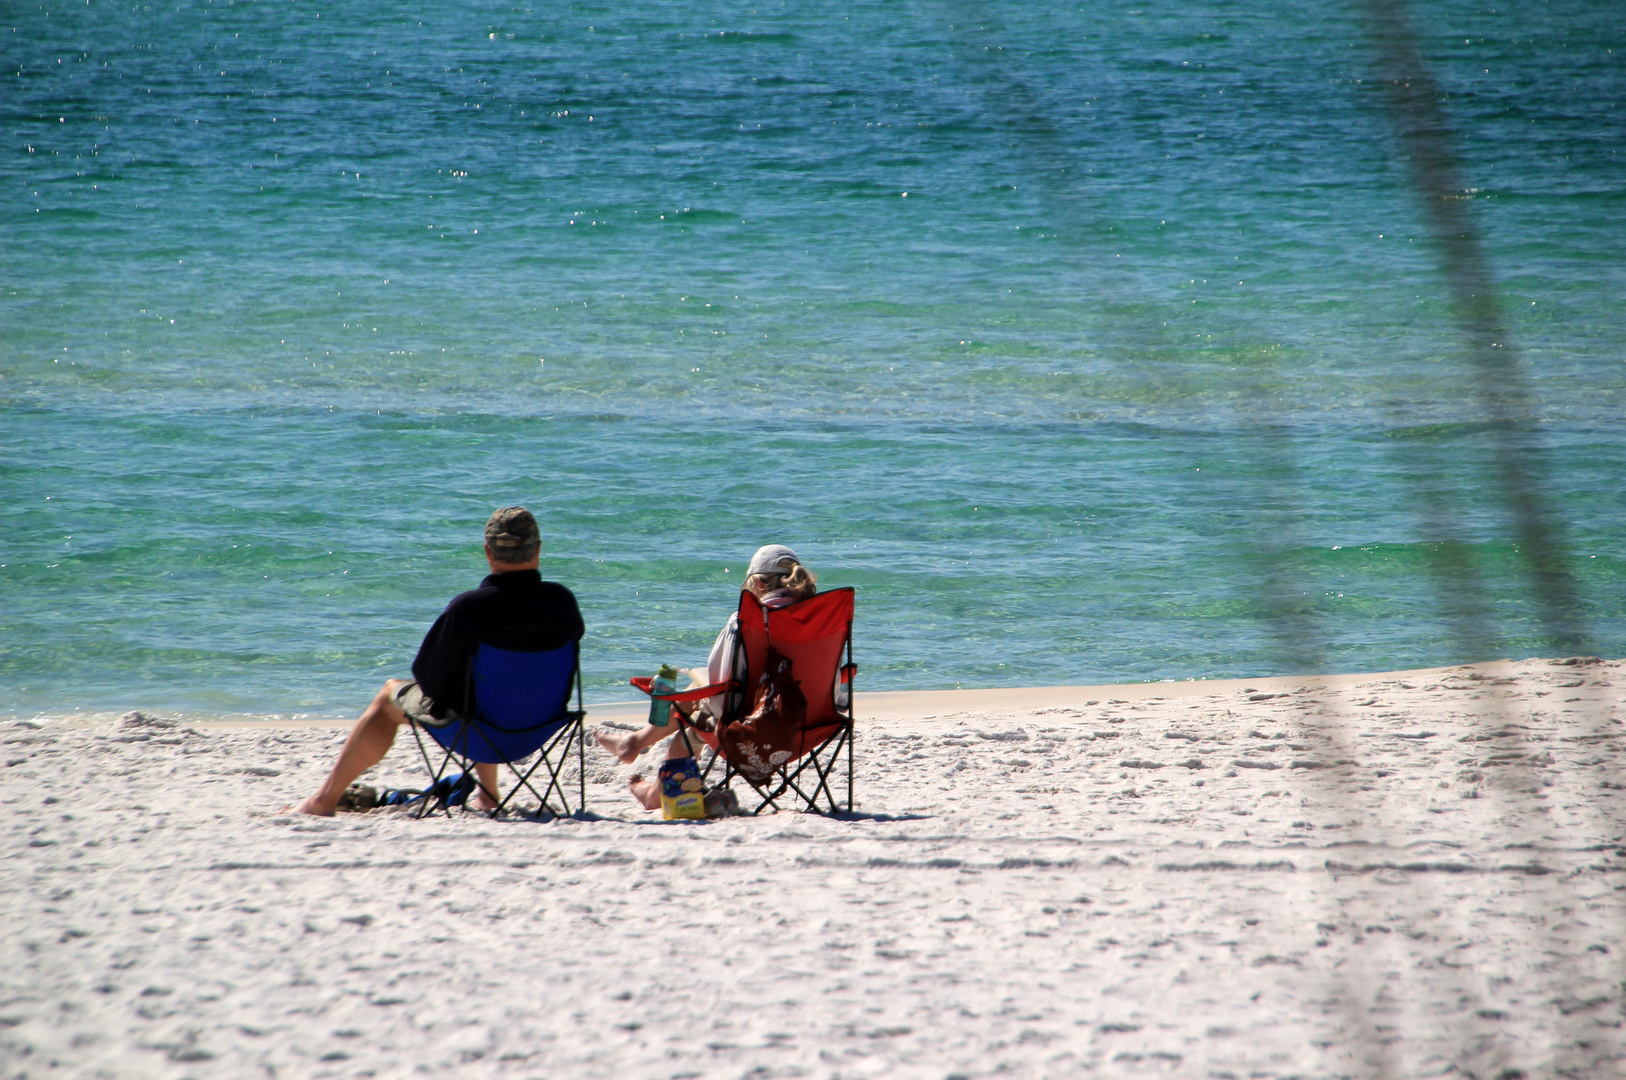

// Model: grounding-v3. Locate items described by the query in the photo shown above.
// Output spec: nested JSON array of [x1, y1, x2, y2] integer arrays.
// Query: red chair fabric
[[715, 586, 853, 779]]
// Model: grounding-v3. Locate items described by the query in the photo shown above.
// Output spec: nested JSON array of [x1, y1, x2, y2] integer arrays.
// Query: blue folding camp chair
[[407, 640, 586, 817]]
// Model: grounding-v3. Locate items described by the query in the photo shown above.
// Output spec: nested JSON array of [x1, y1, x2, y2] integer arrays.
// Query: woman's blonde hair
[[752, 560, 817, 600]]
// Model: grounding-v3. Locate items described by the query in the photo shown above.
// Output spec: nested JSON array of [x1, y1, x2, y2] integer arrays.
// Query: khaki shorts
[[392, 681, 459, 728]]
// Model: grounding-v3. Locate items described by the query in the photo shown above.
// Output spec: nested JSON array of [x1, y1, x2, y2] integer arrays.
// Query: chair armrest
[[839, 663, 858, 684], [629, 676, 735, 702]]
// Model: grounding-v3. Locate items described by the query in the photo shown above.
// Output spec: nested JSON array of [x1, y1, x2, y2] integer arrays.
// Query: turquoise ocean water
[[3, 1, 1622, 721]]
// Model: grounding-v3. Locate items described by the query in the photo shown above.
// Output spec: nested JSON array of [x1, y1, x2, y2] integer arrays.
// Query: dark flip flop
[[430, 771, 478, 808], [381, 772, 477, 810], [336, 783, 379, 812]]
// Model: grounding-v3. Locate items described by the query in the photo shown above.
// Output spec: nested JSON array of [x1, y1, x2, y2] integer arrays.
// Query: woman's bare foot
[[472, 789, 501, 812], [595, 728, 642, 764], [628, 773, 662, 810]]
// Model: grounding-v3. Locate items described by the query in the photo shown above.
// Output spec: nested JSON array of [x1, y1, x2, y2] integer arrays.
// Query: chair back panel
[[425, 641, 577, 763], [721, 588, 853, 777], [473, 641, 577, 729]]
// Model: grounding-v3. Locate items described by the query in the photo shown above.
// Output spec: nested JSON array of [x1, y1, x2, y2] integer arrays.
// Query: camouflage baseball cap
[[484, 506, 540, 559]]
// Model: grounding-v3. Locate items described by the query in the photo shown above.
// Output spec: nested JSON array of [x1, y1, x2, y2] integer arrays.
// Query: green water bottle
[[649, 663, 680, 728]]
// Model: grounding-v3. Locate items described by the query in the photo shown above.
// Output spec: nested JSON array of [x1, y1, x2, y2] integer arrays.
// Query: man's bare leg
[[293, 680, 412, 816], [471, 762, 501, 812], [293, 684, 504, 815]]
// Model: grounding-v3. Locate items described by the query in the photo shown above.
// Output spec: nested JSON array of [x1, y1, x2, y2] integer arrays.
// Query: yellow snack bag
[[658, 756, 706, 820]]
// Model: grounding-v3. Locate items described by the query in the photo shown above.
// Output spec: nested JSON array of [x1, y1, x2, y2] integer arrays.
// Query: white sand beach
[[4, 657, 1623, 1079]]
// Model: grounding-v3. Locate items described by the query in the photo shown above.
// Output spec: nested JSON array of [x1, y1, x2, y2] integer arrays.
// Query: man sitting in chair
[[292, 506, 585, 817]]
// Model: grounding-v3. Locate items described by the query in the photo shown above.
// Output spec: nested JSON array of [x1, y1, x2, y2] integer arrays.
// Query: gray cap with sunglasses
[[746, 544, 800, 578]]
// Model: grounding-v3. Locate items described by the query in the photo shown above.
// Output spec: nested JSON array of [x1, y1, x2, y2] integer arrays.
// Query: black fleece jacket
[[410, 569, 584, 718]]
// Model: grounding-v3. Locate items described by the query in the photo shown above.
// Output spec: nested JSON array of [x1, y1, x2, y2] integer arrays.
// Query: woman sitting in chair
[[596, 543, 828, 808]]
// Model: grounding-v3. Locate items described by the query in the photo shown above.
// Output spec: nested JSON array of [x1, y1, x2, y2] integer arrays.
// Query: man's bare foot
[[595, 728, 641, 765], [289, 796, 335, 817], [473, 790, 501, 812], [628, 773, 662, 810]]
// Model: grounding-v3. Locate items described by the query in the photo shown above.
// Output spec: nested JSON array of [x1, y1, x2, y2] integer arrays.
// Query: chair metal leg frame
[[675, 712, 720, 785], [753, 730, 836, 814], [409, 717, 474, 820], [575, 663, 586, 810], [510, 662, 589, 815], [483, 717, 585, 817], [779, 722, 853, 813], [670, 645, 856, 816], [720, 720, 854, 815], [846, 631, 856, 811], [497, 714, 586, 816], [791, 721, 853, 813], [496, 664, 591, 815], [408, 715, 586, 818], [407, 657, 589, 820]]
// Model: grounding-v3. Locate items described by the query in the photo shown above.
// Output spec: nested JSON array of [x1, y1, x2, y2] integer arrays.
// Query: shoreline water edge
[[13, 659, 1610, 731]]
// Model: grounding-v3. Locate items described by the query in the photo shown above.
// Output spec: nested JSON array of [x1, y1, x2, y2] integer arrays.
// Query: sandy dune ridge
[[4, 657, 1623, 1079]]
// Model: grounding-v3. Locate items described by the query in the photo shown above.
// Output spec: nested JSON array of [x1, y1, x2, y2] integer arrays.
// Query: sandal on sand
[[430, 771, 478, 808], [336, 783, 379, 812], [379, 772, 479, 810]]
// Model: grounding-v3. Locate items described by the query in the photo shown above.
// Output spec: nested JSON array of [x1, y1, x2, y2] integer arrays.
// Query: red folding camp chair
[[632, 587, 857, 814]]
